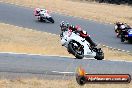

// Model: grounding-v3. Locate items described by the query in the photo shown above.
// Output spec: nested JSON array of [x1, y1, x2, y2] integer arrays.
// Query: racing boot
[[85, 36, 97, 49]]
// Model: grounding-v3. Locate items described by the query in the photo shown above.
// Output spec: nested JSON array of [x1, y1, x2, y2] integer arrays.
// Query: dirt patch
[[1, 0, 132, 25], [0, 78, 131, 88], [0, 23, 131, 61], [0, 23, 72, 57]]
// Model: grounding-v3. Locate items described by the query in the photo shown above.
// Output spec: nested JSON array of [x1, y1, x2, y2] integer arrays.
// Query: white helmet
[[36, 8, 41, 12]]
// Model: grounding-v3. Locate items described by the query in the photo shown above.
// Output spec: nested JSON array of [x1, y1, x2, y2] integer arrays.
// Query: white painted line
[[126, 51, 130, 52], [108, 59, 132, 63], [106, 45, 109, 47], [0, 52, 132, 62], [83, 57, 132, 62], [102, 44, 131, 54], [122, 50, 125, 52], [118, 49, 121, 51], [0, 52, 72, 58], [52, 71, 75, 74]]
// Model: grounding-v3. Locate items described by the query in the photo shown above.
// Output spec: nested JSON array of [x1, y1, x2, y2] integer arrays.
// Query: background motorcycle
[[121, 28, 132, 43], [36, 11, 54, 23], [60, 29, 104, 60], [115, 23, 131, 38]]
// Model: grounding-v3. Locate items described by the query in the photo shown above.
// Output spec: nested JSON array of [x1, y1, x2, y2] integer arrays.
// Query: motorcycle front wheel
[[68, 41, 84, 59], [94, 48, 104, 60], [47, 17, 54, 23]]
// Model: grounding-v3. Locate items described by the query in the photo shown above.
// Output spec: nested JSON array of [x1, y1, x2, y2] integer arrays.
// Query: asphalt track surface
[[0, 53, 132, 78], [0, 3, 131, 52]]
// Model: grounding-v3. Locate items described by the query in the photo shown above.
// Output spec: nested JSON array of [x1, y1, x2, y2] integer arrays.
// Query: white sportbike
[[60, 29, 104, 60], [36, 10, 54, 23]]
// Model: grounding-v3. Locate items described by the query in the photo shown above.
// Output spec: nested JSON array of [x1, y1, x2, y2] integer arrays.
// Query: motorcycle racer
[[115, 22, 132, 42], [60, 21, 67, 31], [34, 8, 41, 16], [34, 8, 49, 17], [34, 8, 54, 23], [69, 25, 97, 49], [115, 22, 131, 37], [60, 21, 97, 49]]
